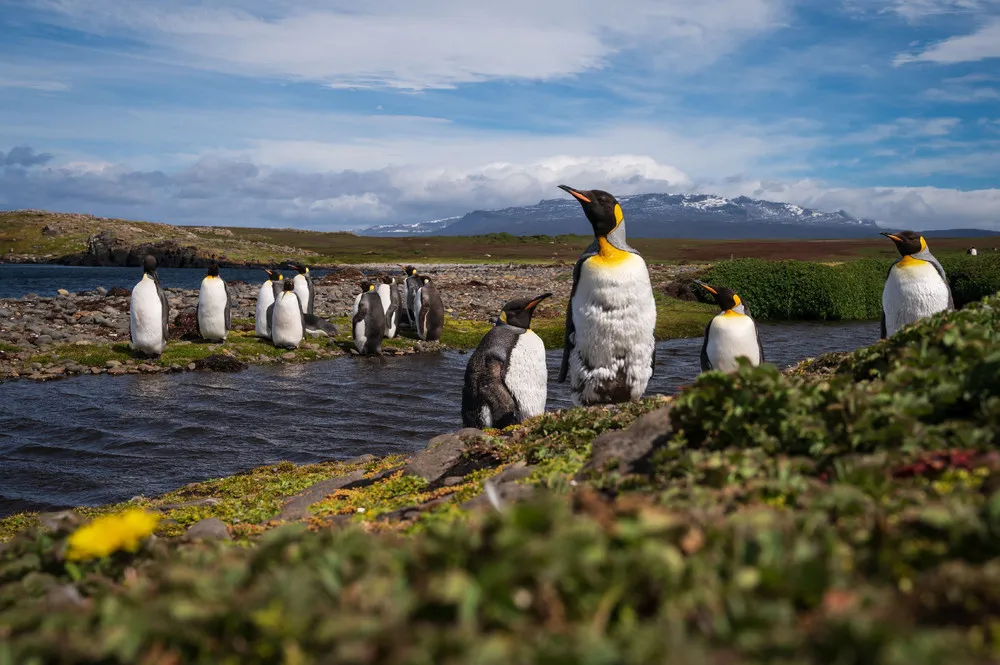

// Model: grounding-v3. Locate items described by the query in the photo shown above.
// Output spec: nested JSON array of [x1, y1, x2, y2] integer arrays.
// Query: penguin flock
[[126, 184, 958, 432]]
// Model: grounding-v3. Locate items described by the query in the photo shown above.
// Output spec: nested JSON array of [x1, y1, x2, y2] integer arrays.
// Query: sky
[[1, 0, 999, 232]]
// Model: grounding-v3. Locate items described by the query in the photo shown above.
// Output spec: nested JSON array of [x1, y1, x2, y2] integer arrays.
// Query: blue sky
[[1, 0, 998, 230]]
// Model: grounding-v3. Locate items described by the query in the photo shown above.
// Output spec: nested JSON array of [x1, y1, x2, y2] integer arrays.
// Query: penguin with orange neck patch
[[880, 230, 953, 339], [694, 280, 763, 373], [557, 185, 656, 406]]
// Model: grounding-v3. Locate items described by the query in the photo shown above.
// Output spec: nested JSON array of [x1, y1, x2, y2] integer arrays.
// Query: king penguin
[[414, 275, 444, 342], [290, 264, 315, 315], [353, 281, 386, 355], [557, 185, 657, 406], [255, 269, 283, 339], [694, 280, 764, 373], [377, 275, 400, 339], [461, 293, 552, 429], [880, 230, 953, 339], [402, 265, 421, 326], [129, 255, 170, 357], [196, 263, 231, 342], [270, 280, 305, 349]]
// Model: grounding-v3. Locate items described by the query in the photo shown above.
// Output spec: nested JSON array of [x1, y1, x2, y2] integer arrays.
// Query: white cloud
[[924, 86, 1000, 101], [289, 193, 392, 220], [0, 78, 69, 92], [841, 117, 962, 142], [880, 0, 998, 21], [895, 17, 1000, 64], [31, 0, 787, 89]]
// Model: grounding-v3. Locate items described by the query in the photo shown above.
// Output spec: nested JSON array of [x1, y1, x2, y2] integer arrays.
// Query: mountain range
[[360, 193, 997, 239]]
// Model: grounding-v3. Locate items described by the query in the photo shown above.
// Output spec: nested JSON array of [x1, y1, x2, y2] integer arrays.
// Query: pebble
[[282, 352, 296, 360], [33, 335, 52, 346], [57, 289, 70, 296], [187, 363, 197, 370], [106, 360, 122, 368]]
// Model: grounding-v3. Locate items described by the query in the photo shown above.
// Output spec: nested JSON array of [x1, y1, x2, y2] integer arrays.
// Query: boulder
[[403, 428, 496, 485], [576, 405, 673, 479], [184, 518, 231, 542]]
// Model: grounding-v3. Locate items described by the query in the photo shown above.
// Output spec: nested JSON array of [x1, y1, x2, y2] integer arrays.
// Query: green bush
[[699, 255, 1000, 321]]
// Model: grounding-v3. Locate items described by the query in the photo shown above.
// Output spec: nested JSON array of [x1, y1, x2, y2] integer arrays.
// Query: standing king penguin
[[402, 265, 421, 326], [270, 280, 304, 349], [353, 282, 386, 355], [557, 185, 657, 406], [196, 263, 231, 342], [461, 293, 552, 429], [414, 275, 444, 341], [255, 269, 283, 339], [290, 264, 315, 315], [694, 280, 763, 373], [129, 255, 170, 357], [880, 230, 953, 339], [378, 275, 400, 339]]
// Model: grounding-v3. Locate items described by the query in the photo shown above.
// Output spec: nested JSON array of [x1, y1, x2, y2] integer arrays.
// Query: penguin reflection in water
[[558, 185, 657, 406], [270, 280, 305, 349], [880, 231, 953, 339], [694, 281, 763, 373], [462, 293, 552, 429], [353, 282, 386, 355], [196, 263, 231, 342], [129, 255, 169, 357]]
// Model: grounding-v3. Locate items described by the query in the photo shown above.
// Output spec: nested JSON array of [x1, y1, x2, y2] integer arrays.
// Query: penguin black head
[[402, 265, 417, 277], [264, 268, 283, 281], [360, 281, 376, 292], [206, 263, 220, 278], [500, 292, 553, 329], [694, 280, 743, 312], [381, 275, 395, 285], [558, 184, 624, 238], [142, 255, 158, 274], [881, 230, 927, 256], [420, 276, 432, 286], [283, 279, 295, 292], [292, 264, 309, 275]]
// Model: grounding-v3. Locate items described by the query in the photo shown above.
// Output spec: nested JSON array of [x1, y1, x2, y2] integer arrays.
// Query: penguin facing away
[[196, 263, 231, 342], [694, 280, 764, 373], [557, 184, 657, 406], [880, 230, 953, 339], [290, 264, 315, 315], [129, 255, 170, 357], [270, 280, 305, 349], [353, 281, 386, 355], [255, 269, 283, 338], [462, 293, 553, 429], [402, 265, 421, 326], [415, 275, 444, 342], [378, 275, 400, 339]]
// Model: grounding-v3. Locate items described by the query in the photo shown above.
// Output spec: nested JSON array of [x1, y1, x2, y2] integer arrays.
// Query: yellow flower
[[65, 509, 160, 561]]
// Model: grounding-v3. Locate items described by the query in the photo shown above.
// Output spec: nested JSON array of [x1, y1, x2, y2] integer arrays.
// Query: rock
[[193, 354, 247, 372], [156, 497, 221, 511], [187, 362, 197, 370], [90, 368, 103, 375], [461, 479, 537, 512], [274, 469, 367, 522], [57, 289, 70, 297], [403, 428, 495, 485], [106, 360, 122, 368], [282, 352, 296, 360], [95, 286, 107, 296], [576, 405, 673, 479], [39, 510, 84, 534], [108, 368, 127, 376], [33, 335, 52, 346], [184, 518, 231, 542], [106, 287, 130, 297]]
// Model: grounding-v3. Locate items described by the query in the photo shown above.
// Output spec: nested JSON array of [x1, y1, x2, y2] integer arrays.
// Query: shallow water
[[0, 321, 878, 516]]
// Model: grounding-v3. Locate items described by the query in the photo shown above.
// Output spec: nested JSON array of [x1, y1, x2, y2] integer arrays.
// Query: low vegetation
[[3, 293, 1000, 663], [698, 253, 1000, 320]]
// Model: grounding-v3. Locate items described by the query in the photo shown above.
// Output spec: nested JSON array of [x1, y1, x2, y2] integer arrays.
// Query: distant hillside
[[359, 192, 998, 240]]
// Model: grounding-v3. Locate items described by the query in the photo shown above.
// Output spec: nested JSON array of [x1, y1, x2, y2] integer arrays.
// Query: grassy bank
[[3, 294, 1000, 662], [697, 253, 1000, 320]]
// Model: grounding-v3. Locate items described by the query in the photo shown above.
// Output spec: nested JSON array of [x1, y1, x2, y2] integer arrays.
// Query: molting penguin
[[290, 264, 315, 315], [414, 275, 444, 341], [303, 313, 338, 338], [402, 265, 421, 326], [353, 281, 386, 355], [461, 293, 552, 429], [270, 280, 305, 349], [377, 275, 400, 339], [557, 185, 657, 406], [196, 263, 231, 342], [694, 280, 763, 373], [255, 269, 283, 338], [129, 255, 170, 357], [880, 230, 953, 339]]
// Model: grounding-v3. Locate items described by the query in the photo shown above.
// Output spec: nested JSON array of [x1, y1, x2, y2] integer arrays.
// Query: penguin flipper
[[700, 321, 713, 372], [307, 277, 315, 316], [559, 250, 594, 383], [196, 302, 203, 338], [754, 319, 765, 364], [880, 310, 887, 340], [224, 282, 232, 331], [482, 355, 522, 429], [928, 257, 955, 309], [157, 281, 169, 344]]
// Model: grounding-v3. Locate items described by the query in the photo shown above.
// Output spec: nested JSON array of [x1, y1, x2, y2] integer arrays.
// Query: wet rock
[[184, 518, 231, 542], [193, 354, 247, 372], [187, 362, 196, 370], [576, 405, 673, 479], [404, 428, 496, 485], [106, 360, 122, 368]]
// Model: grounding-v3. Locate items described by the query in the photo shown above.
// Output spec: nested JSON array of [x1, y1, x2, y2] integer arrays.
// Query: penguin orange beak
[[693, 280, 717, 295], [525, 293, 553, 310], [558, 184, 592, 204], [880, 232, 902, 242]]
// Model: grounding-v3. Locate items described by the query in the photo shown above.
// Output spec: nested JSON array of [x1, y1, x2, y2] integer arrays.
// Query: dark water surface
[[0, 264, 333, 299], [0, 321, 878, 516]]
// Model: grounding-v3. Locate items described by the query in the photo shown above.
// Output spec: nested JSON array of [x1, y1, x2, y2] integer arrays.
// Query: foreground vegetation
[[3, 292, 1000, 663], [698, 253, 1000, 320]]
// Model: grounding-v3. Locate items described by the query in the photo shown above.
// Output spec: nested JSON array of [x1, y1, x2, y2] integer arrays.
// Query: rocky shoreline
[[0, 263, 700, 383]]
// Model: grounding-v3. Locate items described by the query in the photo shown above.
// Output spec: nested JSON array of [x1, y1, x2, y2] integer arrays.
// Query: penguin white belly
[[377, 284, 397, 338], [197, 278, 228, 340], [479, 405, 492, 429], [271, 294, 303, 348], [706, 314, 760, 372], [569, 253, 657, 405], [255, 281, 275, 338], [504, 330, 547, 419], [882, 261, 951, 337], [130, 277, 165, 355], [352, 292, 361, 316], [292, 275, 310, 314], [353, 317, 367, 353]]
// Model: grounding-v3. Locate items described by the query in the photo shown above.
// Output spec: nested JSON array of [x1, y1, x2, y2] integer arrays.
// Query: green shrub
[[700, 255, 1000, 321]]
